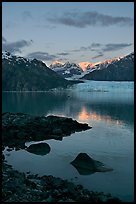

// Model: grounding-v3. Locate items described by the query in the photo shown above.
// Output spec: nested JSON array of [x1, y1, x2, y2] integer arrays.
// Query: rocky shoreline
[[2, 112, 91, 149], [2, 158, 121, 202], [2, 112, 122, 202]]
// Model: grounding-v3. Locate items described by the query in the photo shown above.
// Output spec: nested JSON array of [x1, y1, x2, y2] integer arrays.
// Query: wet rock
[[2, 154, 5, 161], [7, 148, 13, 152], [26, 142, 51, 155], [40, 191, 49, 199], [26, 171, 30, 174], [24, 178, 37, 189], [2, 112, 91, 149], [45, 195, 55, 202], [52, 128, 63, 135], [2, 160, 121, 202], [71, 153, 113, 175], [2, 146, 5, 151], [15, 147, 20, 151], [64, 199, 75, 202]]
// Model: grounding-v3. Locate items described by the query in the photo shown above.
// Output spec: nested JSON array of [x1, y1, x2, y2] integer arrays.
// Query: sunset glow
[[78, 107, 123, 125], [51, 60, 64, 65], [93, 57, 122, 66], [2, 2, 134, 202], [2, 2, 133, 65], [79, 62, 95, 71]]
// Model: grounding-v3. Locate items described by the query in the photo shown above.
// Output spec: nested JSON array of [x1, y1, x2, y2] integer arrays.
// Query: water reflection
[[71, 165, 96, 175], [78, 107, 123, 125], [2, 90, 134, 127], [2, 84, 134, 201], [2, 92, 69, 116]]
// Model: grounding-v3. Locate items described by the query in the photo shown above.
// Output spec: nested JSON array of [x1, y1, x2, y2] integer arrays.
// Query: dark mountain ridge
[[81, 52, 134, 81], [2, 51, 73, 91]]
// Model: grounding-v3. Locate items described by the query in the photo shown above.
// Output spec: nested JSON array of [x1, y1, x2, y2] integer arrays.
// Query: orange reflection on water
[[78, 107, 91, 120], [78, 107, 123, 125]]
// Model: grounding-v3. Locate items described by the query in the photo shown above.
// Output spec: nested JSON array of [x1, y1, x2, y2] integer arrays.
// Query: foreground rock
[[26, 142, 51, 155], [2, 112, 91, 149], [71, 153, 113, 175], [2, 159, 121, 202]]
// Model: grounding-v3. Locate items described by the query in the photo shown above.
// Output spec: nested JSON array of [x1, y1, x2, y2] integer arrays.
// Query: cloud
[[102, 43, 133, 52], [91, 43, 101, 47], [80, 46, 92, 51], [71, 42, 133, 54], [47, 11, 133, 28], [22, 11, 33, 21], [57, 57, 68, 61], [2, 38, 33, 54], [72, 46, 93, 52], [92, 53, 104, 59], [71, 43, 102, 52], [35, 24, 56, 30], [57, 52, 69, 56], [91, 43, 133, 59], [26, 52, 57, 61]]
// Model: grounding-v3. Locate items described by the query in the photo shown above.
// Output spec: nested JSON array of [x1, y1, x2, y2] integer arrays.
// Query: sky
[[2, 2, 134, 67]]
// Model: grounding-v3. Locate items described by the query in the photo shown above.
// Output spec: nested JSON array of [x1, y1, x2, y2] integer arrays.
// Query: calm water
[[2, 81, 134, 202]]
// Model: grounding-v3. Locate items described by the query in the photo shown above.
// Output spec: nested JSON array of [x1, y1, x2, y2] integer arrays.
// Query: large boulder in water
[[70, 153, 113, 175], [26, 142, 51, 155]]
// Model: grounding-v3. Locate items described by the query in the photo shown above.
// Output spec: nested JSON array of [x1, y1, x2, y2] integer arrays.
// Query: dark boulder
[[26, 142, 51, 155], [71, 153, 113, 175]]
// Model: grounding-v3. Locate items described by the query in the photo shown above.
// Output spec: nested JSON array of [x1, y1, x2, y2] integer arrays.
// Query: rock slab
[[2, 112, 91, 149], [71, 153, 113, 175]]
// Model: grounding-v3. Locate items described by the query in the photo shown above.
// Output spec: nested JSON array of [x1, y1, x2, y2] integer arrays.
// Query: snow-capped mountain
[[3, 51, 133, 86], [79, 62, 94, 72], [50, 61, 83, 79], [81, 52, 134, 81], [50, 61, 64, 69], [2, 51, 33, 65], [2, 51, 73, 91], [49, 52, 134, 81]]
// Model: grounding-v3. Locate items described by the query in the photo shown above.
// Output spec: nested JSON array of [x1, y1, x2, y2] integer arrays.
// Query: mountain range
[[2, 51, 134, 91], [81, 52, 134, 81], [50, 52, 134, 81], [50, 61, 83, 79], [2, 51, 73, 91]]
